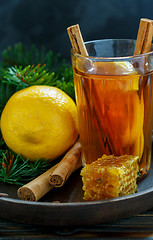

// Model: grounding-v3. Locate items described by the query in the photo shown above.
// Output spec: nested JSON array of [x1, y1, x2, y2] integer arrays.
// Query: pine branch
[[2, 43, 60, 71], [2, 64, 55, 91], [1, 42, 75, 98], [0, 146, 58, 186]]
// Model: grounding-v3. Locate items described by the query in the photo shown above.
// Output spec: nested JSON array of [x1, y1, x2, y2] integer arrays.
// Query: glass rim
[[71, 39, 153, 61]]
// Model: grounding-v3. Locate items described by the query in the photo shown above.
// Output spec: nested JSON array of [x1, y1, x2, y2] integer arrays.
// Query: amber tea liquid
[[73, 64, 153, 178]]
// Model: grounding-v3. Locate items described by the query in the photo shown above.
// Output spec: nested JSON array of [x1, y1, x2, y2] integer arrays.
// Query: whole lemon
[[0, 85, 78, 161]]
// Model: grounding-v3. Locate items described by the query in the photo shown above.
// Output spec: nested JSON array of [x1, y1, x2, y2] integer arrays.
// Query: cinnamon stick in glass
[[67, 24, 107, 153], [134, 18, 153, 55], [67, 24, 123, 157], [134, 18, 153, 174], [67, 24, 88, 56]]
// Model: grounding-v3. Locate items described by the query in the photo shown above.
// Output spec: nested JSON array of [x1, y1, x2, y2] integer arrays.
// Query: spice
[[134, 18, 153, 55], [49, 140, 82, 187], [17, 140, 82, 201]]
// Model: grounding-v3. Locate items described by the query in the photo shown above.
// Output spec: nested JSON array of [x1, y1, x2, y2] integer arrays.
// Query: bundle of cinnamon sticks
[[17, 139, 82, 201], [17, 18, 153, 202]]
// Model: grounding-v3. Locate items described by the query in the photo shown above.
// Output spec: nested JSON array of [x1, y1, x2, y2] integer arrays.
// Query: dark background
[[0, 0, 153, 61]]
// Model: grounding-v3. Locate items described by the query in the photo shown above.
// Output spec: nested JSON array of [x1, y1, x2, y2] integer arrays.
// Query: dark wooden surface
[[1, 208, 153, 239]]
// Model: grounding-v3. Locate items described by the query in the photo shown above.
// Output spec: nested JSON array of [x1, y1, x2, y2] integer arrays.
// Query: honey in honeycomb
[[81, 155, 139, 201]]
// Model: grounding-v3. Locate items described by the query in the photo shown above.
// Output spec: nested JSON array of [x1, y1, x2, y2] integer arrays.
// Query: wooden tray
[[0, 163, 153, 227]]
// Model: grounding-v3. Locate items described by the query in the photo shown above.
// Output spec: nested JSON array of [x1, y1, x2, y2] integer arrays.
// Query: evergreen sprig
[[0, 44, 75, 114], [2, 64, 55, 90], [1, 62, 74, 99], [0, 149, 56, 185], [2, 43, 60, 71]]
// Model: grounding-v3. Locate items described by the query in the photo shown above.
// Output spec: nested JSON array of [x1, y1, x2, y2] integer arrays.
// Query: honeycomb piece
[[81, 155, 139, 201]]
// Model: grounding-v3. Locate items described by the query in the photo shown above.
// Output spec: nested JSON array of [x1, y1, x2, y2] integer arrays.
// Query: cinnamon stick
[[91, 81, 123, 155], [49, 140, 82, 187], [67, 24, 123, 155], [67, 24, 107, 154], [0, 192, 8, 198], [67, 24, 88, 56], [134, 18, 153, 55], [17, 164, 58, 201], [17, 140, 82, 201]]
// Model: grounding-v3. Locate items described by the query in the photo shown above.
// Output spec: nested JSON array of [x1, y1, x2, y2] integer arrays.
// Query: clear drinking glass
[[71, 39, 153, 178]]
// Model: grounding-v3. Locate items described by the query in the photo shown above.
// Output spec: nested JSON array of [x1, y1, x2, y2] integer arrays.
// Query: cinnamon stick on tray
[[17, 164, 57, 201], [17, 140, 82, 201], [49, 140, 82, 187], [0, 193, 8, 198], [134, 18, 153, 55]]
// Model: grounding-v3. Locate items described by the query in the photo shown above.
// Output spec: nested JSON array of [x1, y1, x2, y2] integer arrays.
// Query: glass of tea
[[71, 39, 153, 178]]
